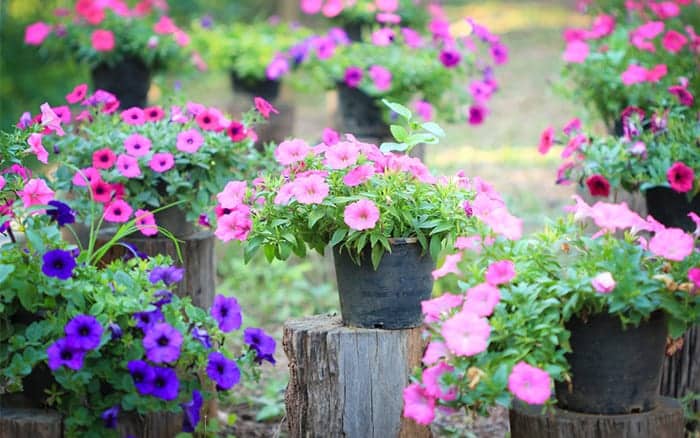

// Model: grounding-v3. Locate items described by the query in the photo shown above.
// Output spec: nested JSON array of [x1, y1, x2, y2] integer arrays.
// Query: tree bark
[[283, 314, 431, 438], [509, 397, 685, 438], [660, 325, 699, 419]]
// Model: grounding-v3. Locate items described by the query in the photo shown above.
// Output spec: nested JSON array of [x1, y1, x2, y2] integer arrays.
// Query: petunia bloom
[[591, 272, 616, 294], [143, 323, 183, 363], [103, 199, 133, 223], [211, 294, 242, 332], [18, 178, 54, 208], [507, 361, 552, 404], [585, 174, 611, 197], [402, 384, 435, 425], [343, 199, 380, 231], [441, 311, 491, 356], [485, 260, 516, 285], [150, 365, 180, 401], [42, 249, 76, 280], [243, 327, 276, 364], [206, 351, 241, 390], [64, 314, 103, 350], [27, 133, 49, 164], [667, 162, 694, 193], [181, 390, 203, 433], [124, 133, 151, 157], [432, 252, 462, 280], [127, 360, 155, 395], [91, 29, 115, 52], [135, 209, 158, 236], [47, 338, 86, 371]]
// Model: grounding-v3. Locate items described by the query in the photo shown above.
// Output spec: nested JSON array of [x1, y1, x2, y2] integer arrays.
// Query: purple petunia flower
[[149, 266, 185, 285], [17, 111, 32, 129], [47, 338, 86, 371], [42, 249, 77, 280], [101, 405, 119, 429], [64, 314, 103, 350], [439, 48, 461, 68], [210, 295, 242, 333], [181, 389, 203, 433], [150, 366, 180, 401], [206, 351, 240, 391], [327, 27, 350, 45], [128, 360, 155, 395], [200, 15, 213, 28], [344, 66, 363, 88], [46, 200, 75, 227], [133, 308, 164, 332], [243, 327, 276, 365], [152, 290, 173, 308], [143, 323, 183, 363], [109, 323, 123, 340], [289, 41, 311, 65], [192, 327, 212, 349]]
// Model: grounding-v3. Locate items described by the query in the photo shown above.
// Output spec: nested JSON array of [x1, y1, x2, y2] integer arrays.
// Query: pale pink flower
[[369, 65, 392, 91], [18, 178, 54, 208], [464, 283, 500, 317], [292, 174, 329, 204], [688, 212, 700, 236], [507, 361, 552, 405], [485, 260, 516, 285], [322, 0, 344, 17], [421, 293, 463, 323], [343, 164, 375, 187], [422, 362, 457, 401], [484, 208, 523, 241], [432, 252, 463, 280], [371, 28, 395, 46], [423, 341, 448, 365], [274, 181, 296, 205], [441, 311, 491, 357], [217, 181, 247, 209], [300, 0, 322, 13], [375, 0, 399, 12], [325, 141, 359, 169], [176, 128, 204, 153], [215, 208, 252, 242], [344, 199, 380, 231], [275, 139, 311, 165], [455, 235, 484, 253], [40, 103, 65, 136], [27, 133, 49, 164], [414, 100, 434, 121], [72, 167, 101, 187], [104, 199, 133, 223], [116, 154, 141, 178], [124, 133, 151, 157], [648, 228, 694, 261], [135, 209, 158, 236], [402, 384, 435, 425], [149, 153, 174, 173], [591, 272, 616, 294]]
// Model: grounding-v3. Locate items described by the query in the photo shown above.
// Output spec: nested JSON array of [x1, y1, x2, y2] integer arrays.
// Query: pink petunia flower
[[423, 340, 449, 365], [368, 65, 392, 91], [414, 100, 434, 122], [402, 384, 436, 425], [343, 164, 375, 187], [402, 27, 423, 48], [646, 64, 667, 82], [217, 181, 247, 209], [25, 22, 52, 45], [464, 283, 501, 317], [322, 0, 344, 17], [668, 85, 694, 107], [274, 181, 297, 205], [176, 128, 204, 153], [27, 133, 49, 164], [40, 103, 65, 136], [144, 106, 165, 122], [124, 133, 151, 157], [322, 128, 340, 146], [422, 362, 457, 401], [254, 97, 278, 119], [485, 260, 516, 285], [538, 127, 554, 155], [422, 293, 463, 323], [292, 174, 329, 204], [375, 0, 399, 12], [649, 228, 694, 261], [153, 16, 177, 34], [149, 153, 175, 173], [275, 139, 311, 165], [116, 154, 141, 178], [300, 0, 322, 14], [72, 167, 101, 187], [371, 28, 395, 46], [507, 361, 552, 404], [621, 64, 649, 85], [563, 40, 589, 63], [226, 121, 247, 142], [92, 148, 116, 169], [662, 30, 688, 53], [91, 29, 115, 52], [468, 105, 488, 125], [586, 174, 611, 197], [90, 180, 113, 203], [135, 209, 158, 236], [195, 110, 221, 131], [18, 178, 54, 208], [121, 107, 146, 125], [344, 66, 363, 88], [432, 252, 463, 280], [687, 267, 700, 290], [441, 311, 491, 356], [667, 162, 694, 193], [344, 199, 380, 231], [104, 199, 133, 223], [591, 272, 616, 294], [325, 141, 359, 169], [52, 106, 71, 124], [65, 83, 88, 104], [215, 208, 253, 242]]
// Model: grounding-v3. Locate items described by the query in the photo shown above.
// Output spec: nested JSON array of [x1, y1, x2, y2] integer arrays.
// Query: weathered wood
[[660, 324, 699, 418], [255, 102, 296, 146], [283, 314, 431, 438], [98, 230, 216, 309], [117, 411, 182, 438], [509, 397, 685, 438]]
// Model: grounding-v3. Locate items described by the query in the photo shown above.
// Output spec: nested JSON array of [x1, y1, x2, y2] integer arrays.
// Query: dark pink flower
[[585, 174, 611, 197], [538, 127, 554, 154], [439, 48, 461, 68], [92, 148, 116, 169], [91, 29, 115, 52], [104, 199, 133, 223], [467, 105, 487, 125], [144, 106, 165, 122], [227, 121, 247, 142], [668, 85, 694, 106], [254, 97, 278, 119], [66, 84, 88, 104], [667, 162, 694, 193], [25, 22, 52, 45], [121, 107, 146, 125], [344, 66, 363, 88]]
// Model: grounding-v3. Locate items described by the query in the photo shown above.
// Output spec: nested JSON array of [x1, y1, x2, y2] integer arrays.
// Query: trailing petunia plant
[[21, 84, 276, 234], [558, 0, 699, 132], [403, 196, 700, 425], [210, 103, 523, 268], [0, 119, 275, 436], [24, 0, 197, 71]]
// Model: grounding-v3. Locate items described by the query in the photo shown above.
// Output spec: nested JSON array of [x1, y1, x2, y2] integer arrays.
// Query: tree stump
[[660, 325, 699, 419], [283, 314, 432, 438], [97, 230, 216, 309], [509, 397, 685, 438]]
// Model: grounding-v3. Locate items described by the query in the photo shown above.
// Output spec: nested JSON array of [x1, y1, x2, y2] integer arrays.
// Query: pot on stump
[[91, 56, 151, 109]]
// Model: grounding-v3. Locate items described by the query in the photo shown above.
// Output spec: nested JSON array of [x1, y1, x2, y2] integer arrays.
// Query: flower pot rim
[[388, 237, 418, 245]]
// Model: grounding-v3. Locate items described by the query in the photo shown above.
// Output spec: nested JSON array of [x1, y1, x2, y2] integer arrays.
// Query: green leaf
[[371, 244, 384, 271], [429, 235, 442, 261], [381, 100, 411, 119], [421, 122, 445, 137], [0, 264, 15, 284], [308, 208, 325, 228], [390, 125, 408, 142], [379, 142, 408, 153], [329, 229, 347, 248]]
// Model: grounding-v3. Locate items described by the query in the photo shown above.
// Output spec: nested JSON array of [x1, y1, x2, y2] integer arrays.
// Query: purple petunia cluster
[[243, 327, 276, 365], [47, 314, 103, 371]]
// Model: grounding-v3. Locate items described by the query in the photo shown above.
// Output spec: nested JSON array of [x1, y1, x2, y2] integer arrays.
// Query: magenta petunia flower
[[116, 154, 141, 178], [562, 40, 589, 63], [421, 293, 463, 324], [368, 65, 392, 91], [275, 139, 311, 165], [301, 0, 322, 14], [491, 41, 509, 65], [65, 84, 88, 104], [662, 30, 688, 53], [413, 100, 434, 122], [402, 384, 435, 425], [91, 29, 115, 52], [423, 340, 449, 365], [149, 152, 175, 173], [92, 148, 116, 169], [507, 361, 552, 405], [687, 267, 700, 290], [402, 27, 423, 48], [144, 106, 165, 122], [441, 311, 491, 356], [439, 48, 461, 68], [344, 66, 363, 88], [621, 64, 649, 85], [485, 260, 516, 285], [143, 323, 183, 363], [464, 283, 501, 317], [422, 362, 457, 401], [103, 199, 133, 223], [121, 107, 146, 125], [226, 121, 247, 142], [325, 141, 359, 169], [585, 174, 610, 197], [538, 126, 554, 155], [195, 110, 221, 131], [292, 174, 329, 204], [254, 97, 278, 119], [322, 128, 340, 146], [124, 133, 151, 157], [135, 209, 158, 236], [467, 105, 487, 125], [343, 164, 375, 187], [343, 199, 380, 231], [25, 22, 52, 45], [90, 180, 113, 203], [591, 272, 616, 294], [52, 105, 72, 124], [18, 178, 54, 208], [668, 85, 694, 107], [154, 16, 177, 34], [216, 180, 247, 209], [667, 162, 695, 193], [72, 167, 101, 187], [27, 133, 49, 164], [175, 128, 204, 153], [432, 252, 462, 280]]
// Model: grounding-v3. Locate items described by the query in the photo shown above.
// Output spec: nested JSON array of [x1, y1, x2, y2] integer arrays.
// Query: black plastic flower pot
[[644, 186, 700, 232], [336, 83, 391, 141], [342, 21, 364, 42], [91, 56, 151, 109], [332, 238, 435, 330], [555, 311, 667, 414], [229, 72, 281, 101]]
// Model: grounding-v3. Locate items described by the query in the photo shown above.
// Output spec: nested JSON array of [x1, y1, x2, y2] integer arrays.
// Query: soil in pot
[[555, 311, 667, 414], [91, 56, 151, 109], [644, 186, 700, 232], [229, 72, 281, 101], [332, 238, 435, 329]]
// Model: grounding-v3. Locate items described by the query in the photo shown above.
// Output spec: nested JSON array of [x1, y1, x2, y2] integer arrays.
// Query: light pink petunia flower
[[402, 384, 436, 425], [343, 164, 375, 187], [344, 199, 380, 231], [432, 252, 463, 280], [591, 272, 616, 294], [441, 311, 491, 357], [135, 209, 158, 236], [422, 293, 463, 323], [104, 199, 133, 223], [464, 283, 501, 317], [507, 361, 552, 405], [485, 260, 516, 285], [18, 178, 54, 208], [27, 133, 49, 164], [149, 153, 175, 173], [116, 154, 142, 178], [216, 181, 247, 209], [648, 228, 694, 261], [325, 141, 359, 169], [292, 174, 329, 204], [123, 133, 151, 157], [275, 139, 311, 166]]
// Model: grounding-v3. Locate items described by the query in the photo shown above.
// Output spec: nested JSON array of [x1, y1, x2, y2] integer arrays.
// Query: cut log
[[117, 411, 182, 438], [660, 325, 699, 419], [509, 397, 685, 438], [283, 314, 431, 438], [98, 230, 216, 309]]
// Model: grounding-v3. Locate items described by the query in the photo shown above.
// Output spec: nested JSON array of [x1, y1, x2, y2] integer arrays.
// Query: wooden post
[[509, 397, 685, 438], [660, 325, 699, 419], [98, 230, 216, 309], [283, 314, 432, 438]]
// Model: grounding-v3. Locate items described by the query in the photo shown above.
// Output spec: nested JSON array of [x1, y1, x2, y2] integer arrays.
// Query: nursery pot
[[91, 56, 151, 109], [229, 72, 281, 101], [332, 238, 435, 329], [555, 311, 667, 414], [336, 83, 391, 141], [644, 186, 700, 232]]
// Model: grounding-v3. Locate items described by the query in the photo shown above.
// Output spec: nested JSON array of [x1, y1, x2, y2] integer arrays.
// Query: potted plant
[[557, 1, 699, 133], [209, 103, 523, 329], [403, 196, 700, 425], [24, 0, 198, 108], [0, 126, 275, 436]]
